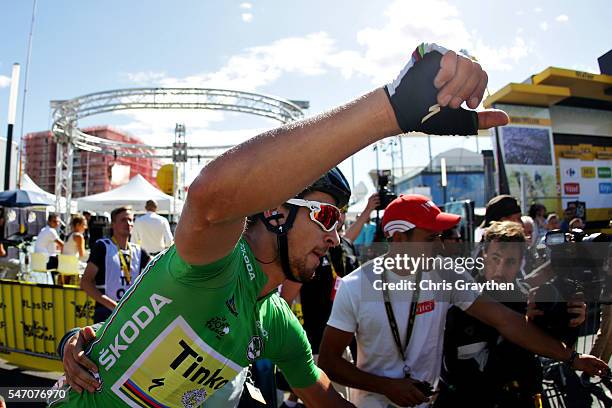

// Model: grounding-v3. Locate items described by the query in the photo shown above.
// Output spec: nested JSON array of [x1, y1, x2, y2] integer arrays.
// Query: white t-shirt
[[34, 225, 61, 256], [131, 211, 173, 253], [327, 257, 481, 408]]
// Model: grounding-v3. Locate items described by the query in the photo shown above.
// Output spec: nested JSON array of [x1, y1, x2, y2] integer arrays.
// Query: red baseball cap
[[382, 194, 461, 237]]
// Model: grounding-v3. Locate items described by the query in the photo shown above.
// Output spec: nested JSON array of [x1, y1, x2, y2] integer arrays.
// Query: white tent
[[76, 174, 183, 215], [21, 174, 78, 213]]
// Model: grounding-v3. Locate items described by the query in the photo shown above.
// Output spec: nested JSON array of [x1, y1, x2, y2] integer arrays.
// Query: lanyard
[[381, 267, 423, 377], [112, 237, 131, 285]]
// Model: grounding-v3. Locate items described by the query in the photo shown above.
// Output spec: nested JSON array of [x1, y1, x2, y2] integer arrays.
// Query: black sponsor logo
[[246, 336, 263, 362], [71, 300, 95, 319], [225, 295, 238, 317], [206, 317, 230, 339], [148, 377, 165, 392], [170, 340, 230, 390]]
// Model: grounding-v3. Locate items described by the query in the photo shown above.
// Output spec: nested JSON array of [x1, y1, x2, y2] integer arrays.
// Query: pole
[[441, 158, 448, 204], [17, 0, 38, 189], [398, 136, 404, 177], [4, 63, 21, 190], [427, 135, 433, 171], [351, 155, 355, 193], [85, 151, 90, 196]]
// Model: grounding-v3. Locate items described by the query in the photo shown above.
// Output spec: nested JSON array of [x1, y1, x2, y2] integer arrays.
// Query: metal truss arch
[[51, 88, 306, 219]]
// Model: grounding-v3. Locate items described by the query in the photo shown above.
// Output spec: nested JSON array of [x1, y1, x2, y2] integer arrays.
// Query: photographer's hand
[[572, 354, 610, 377], [381, 377, 429, 407], [365, 193, 381, 213], [526, 288, 544, 322], [343, 193, 380, 242], [567, 300, 586, 327]]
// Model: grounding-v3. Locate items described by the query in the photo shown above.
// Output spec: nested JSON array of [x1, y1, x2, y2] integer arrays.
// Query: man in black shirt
[[80, 206, 150, 323], [436, 221, 586, 408]]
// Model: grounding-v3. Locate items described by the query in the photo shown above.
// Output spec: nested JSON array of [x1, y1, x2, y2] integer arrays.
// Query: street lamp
[[4, 63, 20, 190]]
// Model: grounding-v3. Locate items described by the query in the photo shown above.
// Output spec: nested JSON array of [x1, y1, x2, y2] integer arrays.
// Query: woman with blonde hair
[[62, 214, 88, 260]]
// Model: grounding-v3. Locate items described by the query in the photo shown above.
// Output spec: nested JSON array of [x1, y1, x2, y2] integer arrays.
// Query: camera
[[376, 170, 397, 211], [533, 229, 609, 343]]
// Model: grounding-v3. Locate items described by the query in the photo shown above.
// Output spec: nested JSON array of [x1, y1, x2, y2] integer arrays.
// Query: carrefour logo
[[599, 183, 612, 194], [565, 168, 576, 177]]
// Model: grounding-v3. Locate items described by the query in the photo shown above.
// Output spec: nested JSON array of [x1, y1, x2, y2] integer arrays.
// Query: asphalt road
[[0, 358, 61, 407]]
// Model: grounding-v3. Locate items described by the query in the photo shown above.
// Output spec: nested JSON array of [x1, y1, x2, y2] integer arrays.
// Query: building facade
[[23, 126, 161, 198], [395, 148, 486, 207]]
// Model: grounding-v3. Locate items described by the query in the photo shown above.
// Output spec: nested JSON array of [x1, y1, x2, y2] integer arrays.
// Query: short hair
[[145, 200, 158, 211], [528, 203, 545, 219], [48, 213, 59, 222], [484, 221, 526, 244], [70, 214, 86, 230], [569, 218, 584, 229], [111, 206, 133, 223], [521, 215, 534, 227], [546, 213, 558, 223], [82, 210, 91, 216]]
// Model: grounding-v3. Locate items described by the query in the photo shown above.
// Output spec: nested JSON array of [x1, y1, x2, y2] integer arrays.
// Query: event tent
[[20, 174, 78, 213], [76, 174, 183, 215]]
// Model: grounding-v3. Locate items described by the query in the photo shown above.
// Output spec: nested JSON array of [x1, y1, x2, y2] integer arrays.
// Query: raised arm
[[344, 193, 380, 242], [466, 295, 609, 376], [175, 45, 508, 265]]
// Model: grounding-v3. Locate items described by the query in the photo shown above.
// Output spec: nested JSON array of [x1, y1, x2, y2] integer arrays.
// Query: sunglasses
[[286, 198, 341, 232]]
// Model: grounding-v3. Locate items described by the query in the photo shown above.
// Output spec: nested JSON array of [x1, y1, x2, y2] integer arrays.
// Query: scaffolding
[[51, 88, 306, 220]]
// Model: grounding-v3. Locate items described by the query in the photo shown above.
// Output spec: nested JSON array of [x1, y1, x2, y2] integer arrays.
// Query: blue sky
[[1, 0, 610, 194]]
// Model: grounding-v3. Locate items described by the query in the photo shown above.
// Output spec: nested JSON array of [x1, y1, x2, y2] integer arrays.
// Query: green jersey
[[52, 238, 319, 407]]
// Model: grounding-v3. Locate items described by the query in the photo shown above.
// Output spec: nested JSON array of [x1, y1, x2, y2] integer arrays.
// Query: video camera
[[533, 229, 609, 343], [375, 170, 397, 211]]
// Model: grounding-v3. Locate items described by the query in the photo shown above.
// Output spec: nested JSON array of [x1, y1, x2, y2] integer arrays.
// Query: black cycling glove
[[385, 43, 479, 136]]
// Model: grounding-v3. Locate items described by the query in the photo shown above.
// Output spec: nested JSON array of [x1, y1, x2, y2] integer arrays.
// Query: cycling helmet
[[298, 166, 351, 209], [259, 167, 351, 282]]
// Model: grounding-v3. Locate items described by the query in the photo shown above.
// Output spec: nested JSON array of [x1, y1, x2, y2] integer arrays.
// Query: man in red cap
[[318, 194, 608, 408]]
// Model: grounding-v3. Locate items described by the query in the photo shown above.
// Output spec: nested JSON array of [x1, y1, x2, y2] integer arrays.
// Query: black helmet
[[258, 166, 351, 283], [299, 167, 351, 209]]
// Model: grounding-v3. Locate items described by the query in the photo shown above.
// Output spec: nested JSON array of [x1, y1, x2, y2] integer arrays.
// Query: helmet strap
[[258, 206, 301, 282]]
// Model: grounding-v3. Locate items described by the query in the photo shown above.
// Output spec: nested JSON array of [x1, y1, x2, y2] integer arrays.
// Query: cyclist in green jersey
[[52, 42, 514, 407]]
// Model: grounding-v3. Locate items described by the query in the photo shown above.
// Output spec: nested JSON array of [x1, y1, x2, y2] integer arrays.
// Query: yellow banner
[[508, 116, 552, 126], [0, 280, 94, 360]]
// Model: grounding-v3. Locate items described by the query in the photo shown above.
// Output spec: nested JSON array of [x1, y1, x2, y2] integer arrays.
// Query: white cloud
[[153, 32, 336, 90], [534, 7, 543, 13], [570, 64, 598, 74], [240, 2, 252, 9], [515, 10, 525, 16], [124, 71, 166, 83], [471, 37, 530, 71], [328, 0, 532, 82], [120, 0, 532, 145], [120, 33, 337, 141], [0, 75, 11, 88], [540, 22, 549, 31], [241, 13, 253, 22], [555, 14, 569, 22]]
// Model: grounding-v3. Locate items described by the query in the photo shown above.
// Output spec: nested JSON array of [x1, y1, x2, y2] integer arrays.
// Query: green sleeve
[[167, 239, 242, 288], [265, 296, 320, 389]]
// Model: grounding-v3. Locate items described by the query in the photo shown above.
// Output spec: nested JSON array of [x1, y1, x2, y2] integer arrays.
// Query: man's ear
[[389, 231, 407, 242]]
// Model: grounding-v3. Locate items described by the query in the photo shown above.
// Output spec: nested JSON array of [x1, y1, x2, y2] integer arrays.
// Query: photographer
[[436, 221, 588, 408], [589, 243, 612, 364], [319, 199, 605, 408]]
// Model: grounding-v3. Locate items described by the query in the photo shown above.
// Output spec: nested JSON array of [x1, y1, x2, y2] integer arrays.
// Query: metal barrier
[[0, 279, 94, 366]]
